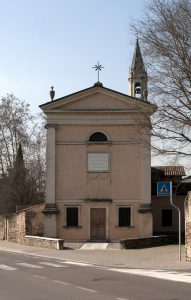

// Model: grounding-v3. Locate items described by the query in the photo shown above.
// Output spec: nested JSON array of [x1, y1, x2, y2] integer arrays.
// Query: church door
[[90, 208, 106, 240]]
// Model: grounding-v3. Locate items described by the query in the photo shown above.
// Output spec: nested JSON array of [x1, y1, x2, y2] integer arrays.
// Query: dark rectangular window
[[119, 207, 131, 227], [162, 209, 172, 226], [66, 207, 78, 227]]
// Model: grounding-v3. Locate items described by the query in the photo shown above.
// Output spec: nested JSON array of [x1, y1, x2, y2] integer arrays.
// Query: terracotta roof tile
[[152, 166, 185, 176]]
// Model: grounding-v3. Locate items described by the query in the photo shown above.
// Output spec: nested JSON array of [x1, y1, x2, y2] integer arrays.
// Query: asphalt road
[[0, 251, 191, 300]]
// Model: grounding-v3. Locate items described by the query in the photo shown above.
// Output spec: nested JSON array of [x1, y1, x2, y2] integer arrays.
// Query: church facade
[[40, 40, 156, 241]]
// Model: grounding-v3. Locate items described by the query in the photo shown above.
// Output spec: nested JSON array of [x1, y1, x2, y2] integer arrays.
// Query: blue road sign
[[157, 182, 171, 196]]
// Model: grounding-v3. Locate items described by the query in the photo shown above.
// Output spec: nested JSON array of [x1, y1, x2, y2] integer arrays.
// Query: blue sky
[[1, 0, 190, 171], [0, 0, 147, 113]]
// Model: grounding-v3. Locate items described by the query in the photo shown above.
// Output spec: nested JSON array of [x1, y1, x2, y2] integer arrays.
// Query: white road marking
[[0, 264, 17, 271], [76, 286, 97, 293], [109, 268, 191, 284], [116, 298, 130, 300], [16, 263, 43, 269], [53, 280, 71, 286], [33, 256, 48, 259], [63, 261, 93, 267], [34, 275, 47, 279], [39, 261, 65, 268]]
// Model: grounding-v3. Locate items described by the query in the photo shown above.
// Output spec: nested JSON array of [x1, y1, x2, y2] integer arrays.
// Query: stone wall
[[0, 204, 44, 243], [185, 191, 191, 261], [0, 217, 6, 240], [25, 205, 44, 236], [121, 235, 177, 249], [8, 212, 25, 242], [0, 205, 64, 250], [0, 212, 25, 242], [25, 236, 64, 250]]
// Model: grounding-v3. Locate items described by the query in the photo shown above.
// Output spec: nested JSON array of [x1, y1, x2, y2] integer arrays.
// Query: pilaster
[[43, 124, 58, 238]]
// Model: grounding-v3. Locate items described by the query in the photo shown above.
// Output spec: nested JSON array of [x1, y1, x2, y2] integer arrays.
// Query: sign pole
[[157, 181, 181, 262], [169, 182, 181, 262]]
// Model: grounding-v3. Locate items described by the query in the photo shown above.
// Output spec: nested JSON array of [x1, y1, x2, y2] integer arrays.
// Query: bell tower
[[128, 39, 148, 101]]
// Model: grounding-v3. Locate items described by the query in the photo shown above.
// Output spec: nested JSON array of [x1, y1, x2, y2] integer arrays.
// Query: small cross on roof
[[93, 61, 104, 82]]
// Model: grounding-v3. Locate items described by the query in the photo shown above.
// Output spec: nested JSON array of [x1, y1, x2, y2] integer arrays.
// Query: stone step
[[80, 243, 108, 250]]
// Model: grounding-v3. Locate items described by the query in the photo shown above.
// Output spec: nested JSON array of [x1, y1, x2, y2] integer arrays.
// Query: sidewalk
[[0, 240, 190, 270]]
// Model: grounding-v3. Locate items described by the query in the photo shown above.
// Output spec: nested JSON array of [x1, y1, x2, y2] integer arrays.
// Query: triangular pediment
[[40, 85, 155, 113]]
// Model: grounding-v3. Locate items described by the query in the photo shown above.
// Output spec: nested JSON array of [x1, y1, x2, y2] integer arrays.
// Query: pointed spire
[[131, 38, 145, 72], [128, 38, 148, 101]]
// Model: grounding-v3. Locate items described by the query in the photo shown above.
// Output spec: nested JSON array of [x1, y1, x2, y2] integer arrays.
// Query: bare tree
[[0, 175, 15, 216], [0, 94, 34, 173], [24, 117, 46, 205], [0, 95, 45, 215], [132, 0, 191, 158]]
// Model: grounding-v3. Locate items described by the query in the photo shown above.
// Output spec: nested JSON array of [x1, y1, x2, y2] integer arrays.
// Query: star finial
[[93, 61, 104, 82]]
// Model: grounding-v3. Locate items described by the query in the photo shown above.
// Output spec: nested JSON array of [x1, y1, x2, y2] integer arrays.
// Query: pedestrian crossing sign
[[157, 182, 172, 196]]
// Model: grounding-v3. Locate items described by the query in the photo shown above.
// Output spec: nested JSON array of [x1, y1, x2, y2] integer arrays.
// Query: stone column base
[[43, 204, 58, 238], [138, 204, 153, 237]]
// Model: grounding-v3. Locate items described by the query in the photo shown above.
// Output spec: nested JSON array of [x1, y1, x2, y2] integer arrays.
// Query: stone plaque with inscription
[[87, 153, 109, 172]]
